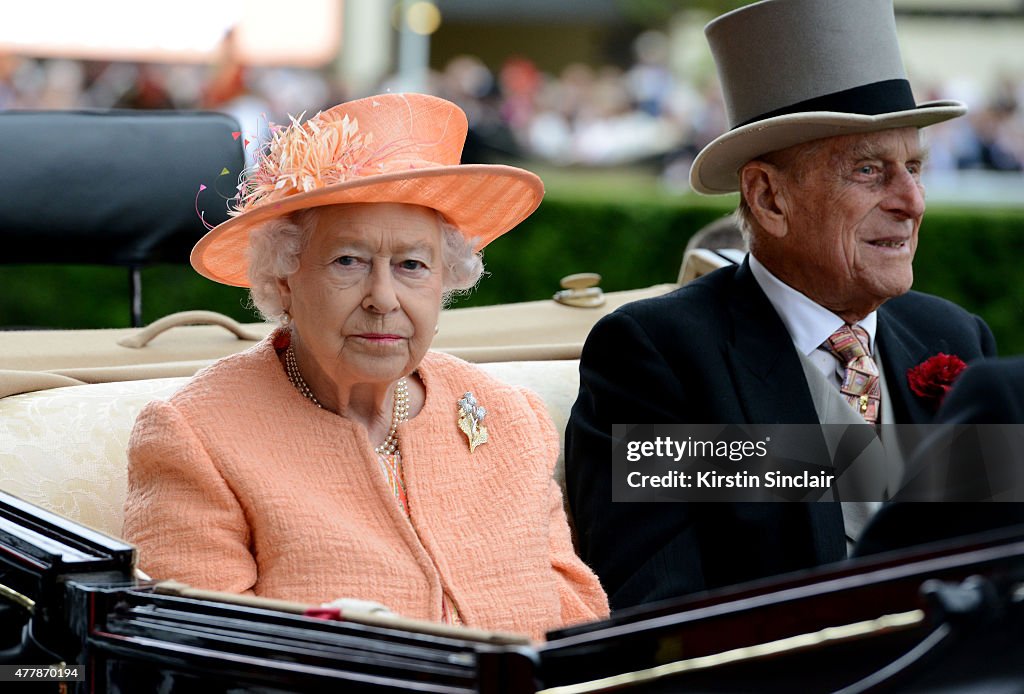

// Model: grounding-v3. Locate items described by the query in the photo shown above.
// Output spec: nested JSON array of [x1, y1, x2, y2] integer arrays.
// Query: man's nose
[[883, 168, 926, 220]]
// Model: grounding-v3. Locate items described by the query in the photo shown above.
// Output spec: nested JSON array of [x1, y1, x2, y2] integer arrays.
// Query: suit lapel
[[724, 260, 846, 562], [876, 308, 933, 424], [724, 261, 821, 425]]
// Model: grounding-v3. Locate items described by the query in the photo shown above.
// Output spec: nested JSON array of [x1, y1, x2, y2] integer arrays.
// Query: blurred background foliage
[[3, 174, 1023, 354]]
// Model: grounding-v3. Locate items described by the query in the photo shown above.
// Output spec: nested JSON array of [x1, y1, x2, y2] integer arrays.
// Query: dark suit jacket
[[928, 356, 1024, 425], [854, 357, 1024, 557], [566, 260, 997, 610]]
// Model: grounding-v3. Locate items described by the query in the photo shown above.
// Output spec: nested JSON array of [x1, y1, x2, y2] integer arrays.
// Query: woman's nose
[[361, 262, 399, 313]]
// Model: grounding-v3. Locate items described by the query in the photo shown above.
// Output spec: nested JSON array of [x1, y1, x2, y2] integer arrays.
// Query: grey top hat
[[689, 0, 966, 195]]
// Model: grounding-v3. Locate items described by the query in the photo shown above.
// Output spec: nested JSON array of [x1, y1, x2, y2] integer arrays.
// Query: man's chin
[[863, 284, 912, 315], [838, 283, 912, 321], [871, 268, 914, 301]]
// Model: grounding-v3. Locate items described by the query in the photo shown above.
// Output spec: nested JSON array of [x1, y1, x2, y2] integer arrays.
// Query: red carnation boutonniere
[[906, 353, 968, 411]]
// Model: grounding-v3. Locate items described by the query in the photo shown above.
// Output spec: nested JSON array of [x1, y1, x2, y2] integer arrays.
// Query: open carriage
[[1, 109, 1022, 692]]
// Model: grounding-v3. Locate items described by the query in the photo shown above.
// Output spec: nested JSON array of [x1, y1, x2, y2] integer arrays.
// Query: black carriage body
[[3, 491, 1024, 693]]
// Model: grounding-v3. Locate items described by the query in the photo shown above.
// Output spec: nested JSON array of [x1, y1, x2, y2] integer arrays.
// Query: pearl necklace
[[284, 344, 322, 407], [284, 343, 409, 455], [375, 378, 409, 455]]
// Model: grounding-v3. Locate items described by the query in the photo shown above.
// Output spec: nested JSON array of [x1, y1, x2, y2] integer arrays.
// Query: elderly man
[[565, 0, 997, 610]]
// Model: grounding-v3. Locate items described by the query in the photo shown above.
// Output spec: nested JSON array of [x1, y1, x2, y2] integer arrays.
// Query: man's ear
[[740, 161, 789, 239]]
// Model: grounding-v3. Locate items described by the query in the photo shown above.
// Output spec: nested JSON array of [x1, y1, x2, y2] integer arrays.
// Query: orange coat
[[123, 340, 608, 639]]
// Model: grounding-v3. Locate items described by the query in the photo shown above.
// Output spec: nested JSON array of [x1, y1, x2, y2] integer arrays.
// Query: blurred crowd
[[3, 29, 1023, 188]]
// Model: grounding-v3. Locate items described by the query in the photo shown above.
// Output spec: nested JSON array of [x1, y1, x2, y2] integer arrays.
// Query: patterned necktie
[[824, 324, 881, 425]]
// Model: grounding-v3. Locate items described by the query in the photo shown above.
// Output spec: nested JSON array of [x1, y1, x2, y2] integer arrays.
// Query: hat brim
[[191, 164, 544, 287], [689, 100, 966, 195]]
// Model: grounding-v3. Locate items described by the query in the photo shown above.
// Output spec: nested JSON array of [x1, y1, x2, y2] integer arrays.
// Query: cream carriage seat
[[0, 240, 740, 539], [0, 359, 580, 539]]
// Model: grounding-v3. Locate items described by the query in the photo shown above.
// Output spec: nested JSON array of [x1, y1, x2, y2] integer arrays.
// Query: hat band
[[733, 79, 916, 129]]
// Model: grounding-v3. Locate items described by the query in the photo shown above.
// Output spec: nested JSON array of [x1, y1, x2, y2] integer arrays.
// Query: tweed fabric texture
[[123, 339, 607, 640]]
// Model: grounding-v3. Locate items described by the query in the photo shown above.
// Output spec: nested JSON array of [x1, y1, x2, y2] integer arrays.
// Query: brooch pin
[[457, 392, 488, 453]]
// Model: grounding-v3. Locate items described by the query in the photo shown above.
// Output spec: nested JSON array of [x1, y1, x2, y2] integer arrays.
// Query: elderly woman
[[122, 93, 608, 640]]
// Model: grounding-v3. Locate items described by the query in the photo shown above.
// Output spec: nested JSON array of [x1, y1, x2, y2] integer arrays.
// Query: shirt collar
[[748, 253, 877, 356]]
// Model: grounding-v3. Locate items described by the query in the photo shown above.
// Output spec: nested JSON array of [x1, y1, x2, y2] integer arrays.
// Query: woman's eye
[[399, 259, 427, 271], [335, 256, 358, 267]]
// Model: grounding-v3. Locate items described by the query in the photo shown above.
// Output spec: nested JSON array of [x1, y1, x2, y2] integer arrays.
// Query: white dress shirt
[[748, 254, 878, 385], [748, 254, 889, 544]]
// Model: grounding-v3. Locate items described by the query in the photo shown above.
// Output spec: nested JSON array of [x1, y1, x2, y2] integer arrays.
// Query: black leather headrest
[[0, 110, 245, 266]]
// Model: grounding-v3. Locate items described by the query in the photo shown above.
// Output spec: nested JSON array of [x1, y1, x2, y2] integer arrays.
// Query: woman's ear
[[276, 276, 292, 314], [740, 161, 789, 239]]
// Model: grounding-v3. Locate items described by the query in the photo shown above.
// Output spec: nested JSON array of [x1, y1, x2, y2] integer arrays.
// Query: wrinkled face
[[278, 203, 443, 387], [771, 127, 927, 318]]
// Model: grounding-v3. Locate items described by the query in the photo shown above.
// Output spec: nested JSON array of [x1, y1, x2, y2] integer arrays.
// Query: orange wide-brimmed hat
[[191, 93, 544, 287]]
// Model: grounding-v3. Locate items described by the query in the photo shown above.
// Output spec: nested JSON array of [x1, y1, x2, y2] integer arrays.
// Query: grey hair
[[246, 206, 485, 324], [733, 199, 754, 246]]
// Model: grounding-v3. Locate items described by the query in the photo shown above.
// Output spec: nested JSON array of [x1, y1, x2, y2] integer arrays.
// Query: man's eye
[[858, 165, 877, 175]]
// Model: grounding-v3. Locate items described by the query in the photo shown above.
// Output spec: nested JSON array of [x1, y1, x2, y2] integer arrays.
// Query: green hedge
[[3, 199, 1023, 354], [910, 207, 1024, 356]]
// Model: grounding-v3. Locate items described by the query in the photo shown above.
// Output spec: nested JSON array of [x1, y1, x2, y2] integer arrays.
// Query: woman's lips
[[354, 333, 404, 342]]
